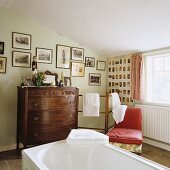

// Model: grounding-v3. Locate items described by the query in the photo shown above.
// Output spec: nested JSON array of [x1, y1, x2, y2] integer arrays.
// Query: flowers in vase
[[34, 72, 45, 86]]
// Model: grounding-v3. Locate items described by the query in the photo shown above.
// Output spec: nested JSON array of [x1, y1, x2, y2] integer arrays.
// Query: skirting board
[[0, 144, 16, 152], [144, 137, 170, 151], [0, 143, 23, 152]]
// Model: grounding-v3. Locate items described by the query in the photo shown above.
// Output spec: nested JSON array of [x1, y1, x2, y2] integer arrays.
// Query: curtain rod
[[112, 46, 170, 57]]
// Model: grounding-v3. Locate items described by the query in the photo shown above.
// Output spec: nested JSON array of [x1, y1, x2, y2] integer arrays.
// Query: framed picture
[[43, 70, 58, 86], [36, 48, 52, 64], [0, 42, 4, 54], [12, 32, 31, 50], [0, 56, 7, 74], [12, 51, 31, 68], [71, 62, 85, 77], [89, 73, 101, 86], [85, 57, 95, 67], [64, 77, 71, 87], [71, 47, 84, 61], [96, 60, 106, 71], [56, 45, 71, 69], [21, 77, 34, 86]]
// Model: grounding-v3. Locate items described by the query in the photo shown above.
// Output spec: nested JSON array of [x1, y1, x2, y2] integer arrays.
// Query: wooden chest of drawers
[[17, 86, 79, 148]]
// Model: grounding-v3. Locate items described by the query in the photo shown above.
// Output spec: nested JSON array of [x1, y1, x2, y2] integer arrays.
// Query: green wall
[[0, 7, 107, 149]]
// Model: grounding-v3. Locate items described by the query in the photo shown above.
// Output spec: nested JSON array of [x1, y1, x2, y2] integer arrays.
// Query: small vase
[[36, 79, 42, 87]]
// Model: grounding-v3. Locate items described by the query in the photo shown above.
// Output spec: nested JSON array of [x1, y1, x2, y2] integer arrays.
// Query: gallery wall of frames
[[107, 55, 133, 105], [0, 32, 106, 86]]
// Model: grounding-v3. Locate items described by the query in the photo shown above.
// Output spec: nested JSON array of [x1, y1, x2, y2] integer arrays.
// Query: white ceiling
[[1, 0, 170, 56]]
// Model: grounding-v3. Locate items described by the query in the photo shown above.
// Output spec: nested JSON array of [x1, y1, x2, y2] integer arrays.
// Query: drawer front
[[28, 125, 76, 144], [28, 96, 76, 111], [28, 89, 50, 96], [28, 111, 77, 125], [51, 89, 78, 96]]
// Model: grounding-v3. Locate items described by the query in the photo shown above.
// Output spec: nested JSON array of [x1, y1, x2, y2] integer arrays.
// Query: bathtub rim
[[22, 140, 169, 170]]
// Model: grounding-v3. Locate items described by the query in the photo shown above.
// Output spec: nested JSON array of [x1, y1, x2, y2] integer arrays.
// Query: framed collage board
[[107, 56, 133, 105]]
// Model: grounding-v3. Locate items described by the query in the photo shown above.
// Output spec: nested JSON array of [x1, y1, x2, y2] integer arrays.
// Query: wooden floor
[[0, 143, 169, 170]]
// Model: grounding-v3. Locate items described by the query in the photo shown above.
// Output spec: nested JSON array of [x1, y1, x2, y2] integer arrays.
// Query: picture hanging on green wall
[[89, 73, 101, 86], [56, 44, 71, 69], [0, 56, 7, 74], [71, 61, 85, 77], [71, 47, 84, 62], [12, 32, 31, 50], [36, 47, 52, 64], [0, 42, 4, 54], [12, 51, 31, 68]]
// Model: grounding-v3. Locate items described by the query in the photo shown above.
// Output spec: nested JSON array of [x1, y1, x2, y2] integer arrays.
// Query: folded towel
[[66, 129, 109, 144], [112, 105, 127, 124], [83, 93, 100, 116], [111, 93, 121, 108], [111, 93, 127, 124]]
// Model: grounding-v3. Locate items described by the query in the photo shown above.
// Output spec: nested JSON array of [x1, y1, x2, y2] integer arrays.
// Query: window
[[145, 53, 170, 103]]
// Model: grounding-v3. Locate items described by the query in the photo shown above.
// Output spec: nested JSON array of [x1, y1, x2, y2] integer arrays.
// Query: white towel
[[111, 92, 121, 107], [111, 93, 127, 124], [83, 93, 100, 116], [66, 129, 109, 144]]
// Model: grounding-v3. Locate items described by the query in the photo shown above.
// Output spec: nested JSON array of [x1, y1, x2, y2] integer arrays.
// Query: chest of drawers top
[[18, 86, 79, 96]]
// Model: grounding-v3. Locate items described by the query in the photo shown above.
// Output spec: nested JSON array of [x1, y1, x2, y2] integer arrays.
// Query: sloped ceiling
[[1, 0, 170, 56]]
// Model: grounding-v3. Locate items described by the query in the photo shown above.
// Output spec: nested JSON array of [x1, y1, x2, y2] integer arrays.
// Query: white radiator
[[135, 104, 170, 144]]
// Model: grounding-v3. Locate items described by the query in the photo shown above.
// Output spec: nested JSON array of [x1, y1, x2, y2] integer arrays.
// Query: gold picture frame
[[71, 62, 85, 77]]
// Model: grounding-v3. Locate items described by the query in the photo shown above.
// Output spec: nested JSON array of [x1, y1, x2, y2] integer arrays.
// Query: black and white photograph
[[71, 47, 84, 61], [56, 45, 71, 69], [12, 51, 31, 68], [12, 32, 31, 50], [64, 77, 71, 87], [0, 56, 7, 73], [96, 60, 106, 71], [89, 73, 101, 86], [85, 57, 95, 67], [36, 48, 52, 64], [0, 42, 4, 54]]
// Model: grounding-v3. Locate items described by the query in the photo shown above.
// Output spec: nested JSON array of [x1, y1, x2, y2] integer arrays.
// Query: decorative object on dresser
[[12, 32, 31, 50], [43, 70, 58, 86], [17, 86, 79, 148], [64, 77, 71, 87], [0, 56, 7, 74]]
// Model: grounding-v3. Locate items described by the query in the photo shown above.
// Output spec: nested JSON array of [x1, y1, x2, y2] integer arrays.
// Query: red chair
[[107, 107, 143, 154]]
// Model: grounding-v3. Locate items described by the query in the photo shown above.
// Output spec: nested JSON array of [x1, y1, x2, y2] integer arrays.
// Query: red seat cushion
[[107, 128, 143, 145]]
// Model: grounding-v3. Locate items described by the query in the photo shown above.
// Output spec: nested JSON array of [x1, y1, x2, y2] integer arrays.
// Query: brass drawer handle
[[70, 101, 73, 104], [33, 133, 38, 137], [70, 114, 73, 118], [33, 117, 39, 121], [45, 92, 48, 95], [34, 103, 38, 107]]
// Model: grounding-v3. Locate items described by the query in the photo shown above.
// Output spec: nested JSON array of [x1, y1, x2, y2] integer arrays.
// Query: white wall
[[0, 7, 107, 149]]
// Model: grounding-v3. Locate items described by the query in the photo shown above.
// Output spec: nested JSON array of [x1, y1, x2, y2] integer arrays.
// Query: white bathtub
[[22, 141, 169, 170]]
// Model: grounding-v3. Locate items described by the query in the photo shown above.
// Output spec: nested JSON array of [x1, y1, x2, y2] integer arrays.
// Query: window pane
[[164, 56, 170, 71], [153, 57, 163, 71], [164, 72, 170, 86], [145, 53, 170, 103], [153, 72, 164, 100]]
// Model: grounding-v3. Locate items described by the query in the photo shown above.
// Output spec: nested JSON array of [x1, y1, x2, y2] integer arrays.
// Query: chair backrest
[[114, 107, 142, 130]]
